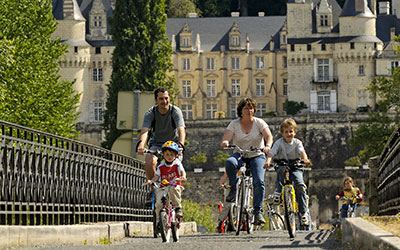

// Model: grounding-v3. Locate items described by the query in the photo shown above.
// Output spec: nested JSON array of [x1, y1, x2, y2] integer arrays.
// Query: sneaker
[[226, 189, 236, 202], [145, 191, 153, 206], [175, 207, 183, 218], [273, 191, 281, 204], [301, 212, 309, 226], [254, 212, 266, 225]]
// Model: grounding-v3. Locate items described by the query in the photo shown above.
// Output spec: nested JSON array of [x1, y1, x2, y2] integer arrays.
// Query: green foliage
[[103, 0, 178, 149], [189, 152, 207, 164], [285, 100, 307, 115], [344, 156, 362, 167], [167, 0, 200, 17], [182, 199, 216, 232], [213, 150, 229, 168], [0, 0, 80, 138]]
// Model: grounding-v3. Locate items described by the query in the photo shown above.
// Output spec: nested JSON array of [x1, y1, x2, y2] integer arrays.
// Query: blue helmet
[[162, 141, 179, 154]]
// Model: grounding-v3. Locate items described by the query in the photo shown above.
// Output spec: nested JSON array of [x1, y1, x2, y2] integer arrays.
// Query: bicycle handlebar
[[223, 144, 263, 153], [271, 159, 307, 169]]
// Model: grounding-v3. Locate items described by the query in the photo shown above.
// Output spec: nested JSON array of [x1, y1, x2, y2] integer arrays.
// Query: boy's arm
[[179, 170, 187, 181], [264, 154, 273, 169], [300, 151, 311, 165], [335, 190, 344, 200]]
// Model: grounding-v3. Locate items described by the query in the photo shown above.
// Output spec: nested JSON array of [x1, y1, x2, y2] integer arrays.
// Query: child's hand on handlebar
[[221, 140, 229, 148], [335, 195, 340, 200], [143, 180, 153, 186]]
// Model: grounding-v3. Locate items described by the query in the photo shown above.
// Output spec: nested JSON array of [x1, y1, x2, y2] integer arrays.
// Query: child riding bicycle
[[335, 176, 363, 218], [265, 118, 311, 226], [145, 141, 186, 222]]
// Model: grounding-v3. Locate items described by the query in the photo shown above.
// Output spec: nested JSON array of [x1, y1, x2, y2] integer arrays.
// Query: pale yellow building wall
[[339, 17, 376, 37], [53, 19, 86, 41]]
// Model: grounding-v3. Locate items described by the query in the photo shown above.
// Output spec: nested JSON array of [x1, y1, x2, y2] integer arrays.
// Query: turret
[[339, 0, 376, 37]]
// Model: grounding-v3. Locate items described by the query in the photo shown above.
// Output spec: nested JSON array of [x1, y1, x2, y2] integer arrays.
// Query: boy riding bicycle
[[145, 141, 186, 221], [265, 118, 311, 226], [335, 176, 363, 218]]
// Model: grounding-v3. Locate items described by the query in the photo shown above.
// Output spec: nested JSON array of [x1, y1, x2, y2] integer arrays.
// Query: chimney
[[188, 13, 197, 18], [368, 0, 377, 15], [258, 12, 265, 17], [231, 12, 240, 17], [379, 1, 390, 15], [390, 27, 396, 40], [270, 36, 274, 51]]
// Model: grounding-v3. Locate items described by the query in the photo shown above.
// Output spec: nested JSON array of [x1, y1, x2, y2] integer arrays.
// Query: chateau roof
[[376, 15, 400, 43], [288, 35, 382, 44], [340, 0, 375, 17], [52, 0, 85, 21], [166, 16, 286, 52]]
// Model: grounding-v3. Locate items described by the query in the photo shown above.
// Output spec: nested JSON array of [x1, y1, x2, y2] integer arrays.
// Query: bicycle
[[216, 185, 237, 233], [272, 159, 307, 239], [263, 195, 285, 231], [339, 196, 358, 218], [145, 178, 183, 243], [224, 145, 263, 236]]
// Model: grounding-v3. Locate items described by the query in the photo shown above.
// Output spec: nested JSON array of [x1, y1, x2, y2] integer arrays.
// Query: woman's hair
[[280, 118, 298, 133], [344, 176, 354, 186], [236, 97, 257, 117]]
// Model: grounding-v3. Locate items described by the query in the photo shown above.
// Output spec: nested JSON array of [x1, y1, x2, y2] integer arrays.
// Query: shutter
[[329, 58, 333, 81], [387, 61, 392, 75], [330, 90, 337, 112], [89, 101, 94, 122], [314, 58, 318, 81], [310, 90, 317, 112]]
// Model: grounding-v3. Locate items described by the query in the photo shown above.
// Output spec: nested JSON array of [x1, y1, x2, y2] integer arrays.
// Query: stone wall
[[181, 113, 372, 224]]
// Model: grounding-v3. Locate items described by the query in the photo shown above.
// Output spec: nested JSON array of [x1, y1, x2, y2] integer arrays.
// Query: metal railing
[[377, 124, 400, 215], [0, 121, 151, 225]]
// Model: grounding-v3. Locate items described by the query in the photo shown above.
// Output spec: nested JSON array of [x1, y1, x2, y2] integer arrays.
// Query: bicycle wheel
[[159, 210, 170, 242], [228, 202, 237, 232], [283, 187, 296, 239], [244, 183, 253, 234], [268, 212, 285, 231], [152, 209, 158, 238], [235, 180, 244, 235]]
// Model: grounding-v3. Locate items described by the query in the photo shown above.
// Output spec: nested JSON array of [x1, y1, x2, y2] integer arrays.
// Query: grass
[[364, 213, 400, 237]]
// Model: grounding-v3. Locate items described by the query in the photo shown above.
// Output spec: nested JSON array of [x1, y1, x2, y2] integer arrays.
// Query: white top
[[226, 117, 269, 158], [269, 137, 305, 161]]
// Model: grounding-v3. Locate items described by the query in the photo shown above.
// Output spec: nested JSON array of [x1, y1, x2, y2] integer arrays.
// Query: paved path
[[6, 229, 342, 250]]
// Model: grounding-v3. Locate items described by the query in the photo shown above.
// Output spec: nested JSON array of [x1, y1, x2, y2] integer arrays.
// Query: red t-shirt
[[155, 159, 185, 187]]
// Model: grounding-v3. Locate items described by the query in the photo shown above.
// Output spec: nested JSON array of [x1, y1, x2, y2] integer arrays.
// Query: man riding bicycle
[[137, 87, 186, 204]]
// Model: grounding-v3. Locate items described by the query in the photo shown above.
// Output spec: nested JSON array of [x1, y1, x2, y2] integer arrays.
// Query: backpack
[[147, 105, 177, 146]]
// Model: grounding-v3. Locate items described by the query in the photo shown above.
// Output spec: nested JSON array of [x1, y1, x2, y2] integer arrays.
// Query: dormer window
[[93, 16, 102, 28], [320, 15, 328, 27], [179, 23, 193, 51], [316, 0, 333, 33], [229, 23, 241, 50]]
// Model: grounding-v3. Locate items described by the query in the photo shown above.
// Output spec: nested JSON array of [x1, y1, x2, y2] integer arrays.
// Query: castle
[[51, 0, 400, 146]]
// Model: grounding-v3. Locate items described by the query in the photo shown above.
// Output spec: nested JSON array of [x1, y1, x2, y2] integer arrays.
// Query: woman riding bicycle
[[221, 97, 273, 225]]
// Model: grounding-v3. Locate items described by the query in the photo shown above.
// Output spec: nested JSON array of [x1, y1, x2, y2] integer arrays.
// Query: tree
[[103, 0, 177, 149], [285, 100, 307, 115], [0, 0, 79, 138], [213, 150, 230, 168], [167, 0, 200, 18], [349, 38, 400, 162]]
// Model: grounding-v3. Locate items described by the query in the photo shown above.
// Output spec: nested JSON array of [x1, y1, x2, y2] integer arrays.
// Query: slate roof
[[166, 16, 286, 52], [340, 0, 375, 17]]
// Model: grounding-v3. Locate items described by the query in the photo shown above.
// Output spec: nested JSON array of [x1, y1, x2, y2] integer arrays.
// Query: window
[[255, 79, 265, 96], [206, 104, 217, 119], [320, 15, 328, 26], [283, 81, 288, 96], [231, 79, 241, 97], [359, 65, 365, 76], [291, 44, 295, 51], [230, 104, 237, 118], [93, 102, 103, 122], [206, 80, 216, 97], [231, 57, 240, 70], [206, 57, 215, 70], [388, 61, 400, 74], [256, 104, 267, 117], [317, 91, 330, 111], [256, 57, 264, 69], [74, 46, 78, 53], [182, 58, 190, 71], [321, 44, 326, 51], [181, 105, 193, 120], [357, 90, 367, 107], [95, 47, 101, 54], [317, 59, 329, 81], [182, 80, 191, 98], [93, 68, 103, 82], [181, 37, 190, 47], [350, 42, 355, 49], [283, 56, 287, 68], [94, 16, 102, 27], [231, 36, 239, 46], [307, 44, 311, 51]]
